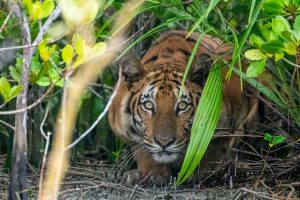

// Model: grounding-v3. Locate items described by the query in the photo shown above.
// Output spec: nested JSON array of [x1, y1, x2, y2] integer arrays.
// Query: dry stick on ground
[[6, 3, 61, 200]]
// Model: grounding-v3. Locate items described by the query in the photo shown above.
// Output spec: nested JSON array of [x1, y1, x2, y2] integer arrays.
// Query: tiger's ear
[[189, 54, 213, 86], [118, 52, 145, 87]]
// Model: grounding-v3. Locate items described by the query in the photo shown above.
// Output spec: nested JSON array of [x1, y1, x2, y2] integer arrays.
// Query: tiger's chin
[[151, 151, 179, 163]]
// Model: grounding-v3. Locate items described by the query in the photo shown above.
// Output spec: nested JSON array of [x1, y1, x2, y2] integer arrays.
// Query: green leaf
[[62, 44, 74, 65], [0, 77, 11, 102], [258, 22, 271, 40], [293, 15, 300, 40], [249, 34, 265, 48], [246, 59, 266, 78], [9, 66, 21, 82], [271, 16, 291, 36], [177, 62, 222, 185], [262, 0, 285, 16], [36, 76, 51, 87], [261, 40, 285, 53], [272, 135, 285, 146], [41, 0, 54, 18], [245, 49, 266, 61], [263, 133, 272, 142], [8, 85, 23, 101]]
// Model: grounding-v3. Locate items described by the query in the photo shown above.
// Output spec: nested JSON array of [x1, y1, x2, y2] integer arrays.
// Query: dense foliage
[[0, 0, 299, 196]]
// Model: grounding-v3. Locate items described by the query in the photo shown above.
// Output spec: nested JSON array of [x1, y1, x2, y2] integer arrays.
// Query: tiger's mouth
[[151, 150, 179, 163]]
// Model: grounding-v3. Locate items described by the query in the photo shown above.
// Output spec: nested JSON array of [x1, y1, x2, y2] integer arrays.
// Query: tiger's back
[[109, 30, 258, 184]]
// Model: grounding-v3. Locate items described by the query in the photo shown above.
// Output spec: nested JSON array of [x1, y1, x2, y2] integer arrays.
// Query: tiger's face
[[123, 67, 202, 163]]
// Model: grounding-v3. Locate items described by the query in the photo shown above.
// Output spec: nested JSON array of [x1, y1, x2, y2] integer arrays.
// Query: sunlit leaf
[[73, 34, 84, 57], [62, 44, 74, 65], [30, 1, 42, 20], [60, 0, 99, 26], [0, 77, 11, 102], [245, 49, 266, 61], [41, 0, 55, 18], [39, 39, 51, 61]]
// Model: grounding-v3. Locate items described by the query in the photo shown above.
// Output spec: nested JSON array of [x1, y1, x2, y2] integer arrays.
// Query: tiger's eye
[[177, 101, 188, 111], [143, 101, 154, 110]]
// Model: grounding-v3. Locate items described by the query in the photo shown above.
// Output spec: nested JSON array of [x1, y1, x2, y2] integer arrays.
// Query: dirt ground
[[1, 153, 300, 200]]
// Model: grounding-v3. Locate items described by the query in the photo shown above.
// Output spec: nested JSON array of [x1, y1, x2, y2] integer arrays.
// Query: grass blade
[[177, 62, 223, 185], [186, 0, 221, 38]]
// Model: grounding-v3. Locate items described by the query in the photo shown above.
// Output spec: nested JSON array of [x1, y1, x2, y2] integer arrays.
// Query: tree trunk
[[8, 3, 31, 200]]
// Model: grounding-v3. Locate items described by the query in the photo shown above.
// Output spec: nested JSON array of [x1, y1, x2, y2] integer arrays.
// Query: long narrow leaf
[[187, 0, 221, 38], [178, 30, 211, 99], [177, 62, 223, 185]]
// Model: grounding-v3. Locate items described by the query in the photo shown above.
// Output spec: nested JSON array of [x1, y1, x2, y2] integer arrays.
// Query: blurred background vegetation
[[0, 0, 299, 175]]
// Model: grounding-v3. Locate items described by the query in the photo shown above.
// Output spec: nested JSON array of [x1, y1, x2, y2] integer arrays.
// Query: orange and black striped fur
[[108, 30, 258, 184]]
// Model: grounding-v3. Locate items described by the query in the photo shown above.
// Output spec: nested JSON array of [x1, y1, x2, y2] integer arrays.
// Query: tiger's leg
[[124, 149, 170, 185]]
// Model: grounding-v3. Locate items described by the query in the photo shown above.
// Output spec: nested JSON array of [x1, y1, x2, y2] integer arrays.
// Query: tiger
[[108, 30, 259, 185]]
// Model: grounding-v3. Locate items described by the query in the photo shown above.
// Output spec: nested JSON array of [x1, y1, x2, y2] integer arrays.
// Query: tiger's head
[[114, 53, 213, 164]]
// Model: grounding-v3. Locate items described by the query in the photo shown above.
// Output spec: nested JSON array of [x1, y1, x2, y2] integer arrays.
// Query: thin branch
[[0, 83, 55, 115], [38, 131, 52, 200], [0, 119, 15, 131], [66, 71, 122, 150], [40, 105, 50, 139], [0, 8, 14, 34], [0, 44, 38, 52], [283, 58, 300, 69], [32, 7, 61, 47]]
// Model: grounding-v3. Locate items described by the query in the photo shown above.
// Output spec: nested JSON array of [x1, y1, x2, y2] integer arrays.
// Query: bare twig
[[39, 105, 50, 139], [0, 8, 14, 34], [66, 70, 122, 150], [37, 131, 52, 200], [0, 119, 15, 130], [0, 83, 56, 115], [283, 58, 300, 69]]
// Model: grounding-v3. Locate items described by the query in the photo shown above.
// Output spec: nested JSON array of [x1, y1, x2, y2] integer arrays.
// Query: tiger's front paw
[[123, 168, 170, 186], [123, 169, 143, 186]]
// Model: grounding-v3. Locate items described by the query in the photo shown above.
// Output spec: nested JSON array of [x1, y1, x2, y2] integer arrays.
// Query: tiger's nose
[[154, 135, 176, 148]]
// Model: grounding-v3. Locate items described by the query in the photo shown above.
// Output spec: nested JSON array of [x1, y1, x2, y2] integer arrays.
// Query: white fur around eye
[[143, 101, 154, 110], [177, 101, 188, 110]]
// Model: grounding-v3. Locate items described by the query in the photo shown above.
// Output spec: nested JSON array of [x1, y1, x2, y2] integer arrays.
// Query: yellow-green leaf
[[245, 49, 266, 61], [0, 77, 11, 102], [41, 0, 55, 18], [38, 39, 51, 61], [73, 34, 84, 57], [61, 0, 99, 26], [30, 1, 42, 20], [62, 44, 74, 65], [275, 53, 284, 61], [88, 42, 106, 60], [8, 85, 23, 101]]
